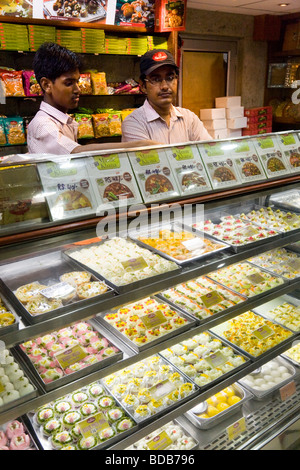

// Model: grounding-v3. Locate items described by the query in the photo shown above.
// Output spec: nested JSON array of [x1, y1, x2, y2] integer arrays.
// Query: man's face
[[142, 65, 178, 112], [42, 69, 81, 112]]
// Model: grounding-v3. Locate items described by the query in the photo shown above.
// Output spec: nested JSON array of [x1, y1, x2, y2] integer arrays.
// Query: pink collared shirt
[[121, 100, 212, 144], [27, 101, 79, 155]]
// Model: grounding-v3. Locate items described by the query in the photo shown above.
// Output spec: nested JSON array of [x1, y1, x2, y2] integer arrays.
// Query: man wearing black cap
[[122, 49, 211, 144]]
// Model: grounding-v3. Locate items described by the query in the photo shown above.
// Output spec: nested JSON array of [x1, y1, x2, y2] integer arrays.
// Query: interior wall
[[184, 8, 268, 108]]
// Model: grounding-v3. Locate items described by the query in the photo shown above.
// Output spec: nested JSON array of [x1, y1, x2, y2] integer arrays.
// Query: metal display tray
[[252, 294, 300, 333], [238, 356, 297, 401], [248, 247, 300, 286], [0, 414, 41, 450], [0, 286, 20, 336], [15, 319, 124, 393], [63, 237, 181, 294], [159, 331, 250, 392], [128, 222, 229, 265], [0, 250, 115, 325], [210, 310, 296, 361], [125, 418, 199, 450], [0, 349, 38, 415], [234, 203, 300, 237], [269, 189, 300, 213], [185, 383, 252, 430], [28, 380, 138, 451], [181, 208, 283, 254], [206, 261, 288, 303], [282, 346, 300, 368], [156, 278, 248, 326], [95, 295, 197, 353]]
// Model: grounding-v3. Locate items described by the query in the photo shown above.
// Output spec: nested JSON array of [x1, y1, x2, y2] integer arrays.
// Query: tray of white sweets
[[16, 320, 123, 392], [157, 276, 247, 324], [252, 294, 300, 333], [125, 419, 199, 450], [63, 236, 181, 294], [182, 208, 282, 253], [238, 356, 296, 401], [28, 380, 137, 450], [0, 250, 114, 325], [159, 331, 249, 390], [103, 355, 198, 424], [249, 247, 300, 285], [96, 296, 196, 353]]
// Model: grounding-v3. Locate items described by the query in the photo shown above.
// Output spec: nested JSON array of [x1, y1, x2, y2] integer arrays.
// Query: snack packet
[[108, 111, 122, 136], [0, 71, 25, 97], [92, 113, 110, 137], [78, 73, 92, 95], [90, 71, 108, 95], [3, 117, 26, 145], [22, 70, 42, 97], [75, 114, 94, 139], [0, 117, 7, 145]]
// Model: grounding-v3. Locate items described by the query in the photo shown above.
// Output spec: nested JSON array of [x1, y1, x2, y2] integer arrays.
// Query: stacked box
[[104, 35, 127, 54], [126, 36, 148, 55], [243, 106, 272, 136], [200, 107, 228, 139], [147, 35, 169, 50], [200, 96, 247, 139], [56, 29, 82, 53], [0, 23, 29, 51], [81, 28, 105, 54], [27, 25, 56, 52]]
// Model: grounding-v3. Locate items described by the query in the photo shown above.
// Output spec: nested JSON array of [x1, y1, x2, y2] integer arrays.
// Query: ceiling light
[[278, 3, 289, 6]]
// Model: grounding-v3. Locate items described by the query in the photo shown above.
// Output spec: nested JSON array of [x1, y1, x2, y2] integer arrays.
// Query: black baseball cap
[[140, 49, 179, 77]]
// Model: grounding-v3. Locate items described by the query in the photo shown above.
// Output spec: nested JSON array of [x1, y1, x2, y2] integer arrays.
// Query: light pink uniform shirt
[[27, 101, 79, 154], [122, 100, 212, 144]]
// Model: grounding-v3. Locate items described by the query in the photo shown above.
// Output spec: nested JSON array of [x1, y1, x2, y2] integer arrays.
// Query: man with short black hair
[[121, 49, 211, 144]]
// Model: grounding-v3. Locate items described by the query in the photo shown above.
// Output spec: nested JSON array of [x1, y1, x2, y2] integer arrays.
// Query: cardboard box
[[226, 106, 244, 119], [202, 119, 227, 130], [209, 128, 228, 139], [227, 117, 248, 129], [200, 108, 226, 120], [244, 106, 272, 117], [215, 96, 241, 108], [246, 113, 272, 124], [227, 129, 242, 138], [155, 0, 187, 32], [242, 126, 272, 136], [245, 120, 272, 131]]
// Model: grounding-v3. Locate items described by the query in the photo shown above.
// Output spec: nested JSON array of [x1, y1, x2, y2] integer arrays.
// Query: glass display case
[[0, 132, 300, 451]]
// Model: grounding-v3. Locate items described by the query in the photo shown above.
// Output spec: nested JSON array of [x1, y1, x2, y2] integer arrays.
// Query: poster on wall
[[0, 0, 33, 17], [154, 0, 187, 32], [113, 0, 155, 28]]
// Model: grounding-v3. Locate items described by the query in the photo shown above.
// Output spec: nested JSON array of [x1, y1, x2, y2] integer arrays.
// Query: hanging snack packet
[[78, 73, 92, 95], [92, 113, 111, 138], [0, 71, 25, 97], [22, 70, 42, 97], [4, 116, 26, 145], [90, 71, 108, 95], [75, 114, 94, 139]]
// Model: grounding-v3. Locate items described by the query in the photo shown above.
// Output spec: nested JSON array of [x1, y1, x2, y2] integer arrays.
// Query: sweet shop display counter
[[0, 146, 300, 449]]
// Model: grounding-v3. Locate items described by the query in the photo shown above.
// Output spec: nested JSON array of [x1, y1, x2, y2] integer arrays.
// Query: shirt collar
[[40, 101, 75, 125], [144, 99, 183, 122]]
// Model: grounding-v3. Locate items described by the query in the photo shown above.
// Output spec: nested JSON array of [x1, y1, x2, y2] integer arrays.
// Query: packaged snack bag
[[75, 114, 94, 139], [92, 113, 111, 138], [108, 111, 122, 136], [22, 70, 42, 97], [4, 116, 26, 145], [78, 73, 92, 95], [0, 71, 25, 97], [0, 117, 7, 145], [90, 71, 108, 95]]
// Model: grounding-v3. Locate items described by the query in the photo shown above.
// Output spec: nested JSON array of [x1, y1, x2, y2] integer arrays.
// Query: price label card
[[141, 310, 167, 329], [147, 431, 173, 451], [227, 417, 247, 441], [40, 282, 76, 300], [246, 273, 265, 285], [252, 325, 274, 341], [201, 290, 223, 308], [280, 380, 296, 401], [55, 344, 87, 369], [121, 256, 148, 272], [239, 226, 259, 237], [182, 237, 206, 252], [205, 350, 227, 368], [79, 412, 110, 439], [149, 379, 176, 400]]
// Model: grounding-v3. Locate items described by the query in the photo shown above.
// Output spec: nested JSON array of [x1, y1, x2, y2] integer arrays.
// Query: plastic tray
[[0, 250, 114, 325], [252, 294, 300, 333], [185, 383, 251, 430], [0, 287, 19, 336]]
